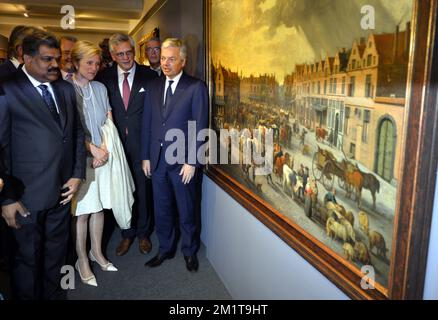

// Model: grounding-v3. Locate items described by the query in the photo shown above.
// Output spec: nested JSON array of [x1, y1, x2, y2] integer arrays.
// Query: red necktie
[[122, 72, 130, 110]]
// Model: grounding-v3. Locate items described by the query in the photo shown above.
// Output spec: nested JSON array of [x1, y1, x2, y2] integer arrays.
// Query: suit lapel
[[7, 60, 16, 74], [16, 71, 62, 134], [109, 66, 125, 111], [51, 82, 67, 132], [157, 78, 166, 119], [163, 73, 187, 120], [128, 64, 142, 109]]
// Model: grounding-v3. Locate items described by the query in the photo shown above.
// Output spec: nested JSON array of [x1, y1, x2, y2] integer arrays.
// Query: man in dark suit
[[145, 37, 162, 77], [0, 30, 86, 300], [96, 33, 157, 257], [141, 38, 208, 272], [0, 26, 39, 81]]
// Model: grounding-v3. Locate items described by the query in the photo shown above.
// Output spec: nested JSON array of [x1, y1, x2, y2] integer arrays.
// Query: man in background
[[99, 38, 113, 71], [59, 36, 77, 80], [145, 37, 162, 77], [0, 26, 39, 80]]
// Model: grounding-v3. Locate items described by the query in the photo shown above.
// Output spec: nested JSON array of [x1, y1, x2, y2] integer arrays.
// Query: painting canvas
[[207, 0, 422, 294]]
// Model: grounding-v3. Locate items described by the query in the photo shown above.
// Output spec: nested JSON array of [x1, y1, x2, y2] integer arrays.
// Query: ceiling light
[[23, 13, 29, 17]]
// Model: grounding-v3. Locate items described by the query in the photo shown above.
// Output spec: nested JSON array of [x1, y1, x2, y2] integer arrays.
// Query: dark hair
[[8, 25, 39, 58], [22, 31, 60, 57], [59, 36, 77, 44]]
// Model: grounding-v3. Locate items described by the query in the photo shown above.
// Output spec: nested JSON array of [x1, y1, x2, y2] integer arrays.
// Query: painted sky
[[211, 0, 413, 84]]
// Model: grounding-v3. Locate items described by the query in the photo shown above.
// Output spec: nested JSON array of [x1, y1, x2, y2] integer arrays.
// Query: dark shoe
[[116, 238, 133, 256], [145, 252, 175, 268], [184, 255, 199, 272], [139, 238, 152, 255]]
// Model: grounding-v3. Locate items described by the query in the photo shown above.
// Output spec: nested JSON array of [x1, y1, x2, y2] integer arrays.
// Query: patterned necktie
[[38, 84, 61, 127], [163, 80, 174, 117], [122, 72, 131, 110]]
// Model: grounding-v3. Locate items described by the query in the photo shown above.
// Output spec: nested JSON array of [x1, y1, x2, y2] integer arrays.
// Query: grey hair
[[108, 33, 135, 52], [162, 38, 187, 60]]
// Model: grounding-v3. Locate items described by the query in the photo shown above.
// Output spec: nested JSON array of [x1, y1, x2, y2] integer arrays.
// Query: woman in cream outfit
[[70, 41, 134, 286]]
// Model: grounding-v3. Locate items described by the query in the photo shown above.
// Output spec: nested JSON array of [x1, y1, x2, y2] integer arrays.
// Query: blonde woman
[[70, 41, 134, 286]]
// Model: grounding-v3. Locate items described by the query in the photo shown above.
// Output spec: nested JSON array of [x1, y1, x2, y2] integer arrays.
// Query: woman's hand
[[90, 143, 109, 162]]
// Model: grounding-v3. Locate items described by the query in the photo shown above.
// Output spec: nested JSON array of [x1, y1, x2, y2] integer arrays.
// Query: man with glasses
[[0, 30, 86, 299], [59, 36, 77, 80], [96, 33, 157, 257], [145, 37, 162, 77]]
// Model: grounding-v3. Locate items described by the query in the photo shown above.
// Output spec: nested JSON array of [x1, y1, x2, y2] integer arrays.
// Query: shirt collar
[[151, 65, 161, 74], [10, 58, 20, 69], [166, 71, 183, 86], [117, 63, 136, 77], [22, 65, 50, 88], [60, 70, 72, 80]]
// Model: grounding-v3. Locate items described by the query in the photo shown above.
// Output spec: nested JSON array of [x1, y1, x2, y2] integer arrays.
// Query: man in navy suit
[[0, 30, 86, 299], [141, 38, 208, 272], [96, 33, 157, 257]]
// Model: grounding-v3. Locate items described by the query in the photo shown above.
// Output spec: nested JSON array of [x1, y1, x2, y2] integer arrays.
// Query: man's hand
[[60, 178, 82, 205], [1, 201, 29, 229], [142, 160, 151, 178], [0, 178, 4, 193], [179, 164, 196, 185]]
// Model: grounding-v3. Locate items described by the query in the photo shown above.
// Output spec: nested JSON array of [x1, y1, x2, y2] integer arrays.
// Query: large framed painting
[[205, 0, 438, 299]]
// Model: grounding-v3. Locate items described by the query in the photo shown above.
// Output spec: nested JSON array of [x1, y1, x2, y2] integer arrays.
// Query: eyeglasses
[[115, 50, 134, 58], [146, 47, 160, 53]]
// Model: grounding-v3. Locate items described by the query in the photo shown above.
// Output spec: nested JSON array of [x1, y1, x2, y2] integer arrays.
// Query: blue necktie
[[163, 80, 174, 117], [38, 84, 61, 127]]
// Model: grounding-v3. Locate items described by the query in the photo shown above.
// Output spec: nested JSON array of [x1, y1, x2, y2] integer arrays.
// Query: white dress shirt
[[61, 69, 73, 80], [10, 57, 20, 69], [163, 71, 183, 104], [22, 65, 60, 113], [117, 63, 136, 98]]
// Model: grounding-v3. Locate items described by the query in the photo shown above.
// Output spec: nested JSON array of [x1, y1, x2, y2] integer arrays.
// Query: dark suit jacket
[[96, 63, 157, 163], [0, 60, 18, 83], [0, 69, 86, 211], [140, 72, 209, 171]]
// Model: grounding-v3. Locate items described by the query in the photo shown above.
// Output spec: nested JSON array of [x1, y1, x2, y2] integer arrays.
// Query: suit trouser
[[122, 158, 153, 240], [152, 150, 200, 257], [10, 203, 71, 300]]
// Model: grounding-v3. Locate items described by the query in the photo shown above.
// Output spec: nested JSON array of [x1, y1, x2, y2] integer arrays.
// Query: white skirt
[[73, 157, 108, 216], [72, 119, 135, 230]]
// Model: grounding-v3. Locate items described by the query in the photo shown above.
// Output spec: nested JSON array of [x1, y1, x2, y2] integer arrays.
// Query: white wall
[[201, 176, 349, 300], [423, 166, 438, 299], [201, 173, 438, 300]]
